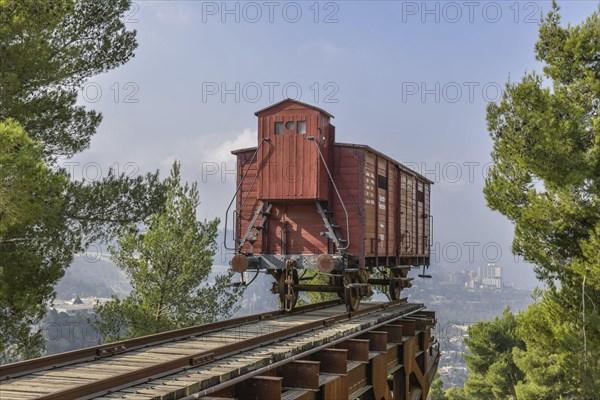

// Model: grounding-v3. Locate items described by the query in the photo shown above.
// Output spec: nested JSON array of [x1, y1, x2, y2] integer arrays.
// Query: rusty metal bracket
[[96, 345, 126, 357], [190, 353, 214, 366]]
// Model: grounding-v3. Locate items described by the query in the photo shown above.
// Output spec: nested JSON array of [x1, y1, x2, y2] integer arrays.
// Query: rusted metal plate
[[320, 374, 348, 400], [370, 353, 392, 400], [381, 324, 404, 343], [385, 344, 401, 373], [277, 360, 320, 390], [239, 376, 282, 400], [358, 331, 388, 352], [397, 320, 417, 337], [203, 385, 236, 399], [346, 361, 368, 397], [310, 349, 347, 375], [267, 204, 329, 255], [403, 336, 418, 375], [336, 339, 369, 363]]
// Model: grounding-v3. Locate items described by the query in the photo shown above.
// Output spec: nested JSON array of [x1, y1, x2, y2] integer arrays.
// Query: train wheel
[[278, 269, 298, 312], [344, 274, 361, 312], [389, 272, 401, 300], [389, 268, 408, 300]]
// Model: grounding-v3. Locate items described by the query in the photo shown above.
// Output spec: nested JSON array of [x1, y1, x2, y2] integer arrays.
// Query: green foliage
[[428, 373, 448, 400], [43, 309, 101, 355], [513, 287, 600, 399], [0, 0, 137, 159], [0, 119, 68, 362], [483, 2, 600, 398], [94, 163, 241, 341], [303, 272, 338, 305], [0, 1, 167, 362], [463, 308, 524, 399], [484, 1, 600, 287], [445, 387, 468, 400], [63, 168, 167, 249]]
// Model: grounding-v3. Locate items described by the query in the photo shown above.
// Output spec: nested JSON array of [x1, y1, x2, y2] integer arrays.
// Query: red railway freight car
[[225, 99, 432, 311]]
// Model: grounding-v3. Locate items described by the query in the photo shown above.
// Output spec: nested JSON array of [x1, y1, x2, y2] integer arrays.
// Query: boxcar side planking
[[225, 99, 432, 311]]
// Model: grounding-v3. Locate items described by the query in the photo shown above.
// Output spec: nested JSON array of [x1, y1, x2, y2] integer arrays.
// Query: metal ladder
[[237, 201, 272, 253], [315, 200, 347, 254]]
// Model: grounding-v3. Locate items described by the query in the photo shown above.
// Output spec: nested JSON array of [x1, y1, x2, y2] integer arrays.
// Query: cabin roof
[[254, 98, 334, 118]]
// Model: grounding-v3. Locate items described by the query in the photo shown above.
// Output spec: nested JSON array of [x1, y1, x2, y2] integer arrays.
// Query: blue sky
[[68, 1, 599, 287]]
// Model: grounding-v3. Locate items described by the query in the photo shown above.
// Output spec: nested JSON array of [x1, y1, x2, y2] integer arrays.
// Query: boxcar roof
[[254, 98, 335, 118], [336, 143, 433, 184], [231, 143, 433, 184], [231, 146, 259, 155]]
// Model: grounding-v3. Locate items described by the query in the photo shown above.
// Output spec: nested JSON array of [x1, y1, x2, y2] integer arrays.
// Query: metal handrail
[[307, 136, 350, 251], [223, 138, 270, 250]]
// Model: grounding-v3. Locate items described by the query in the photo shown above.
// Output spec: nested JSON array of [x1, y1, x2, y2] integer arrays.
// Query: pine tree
[[94, 163, 241, 341], [0, 0, 166, 361], [484, 2, 600, 397]]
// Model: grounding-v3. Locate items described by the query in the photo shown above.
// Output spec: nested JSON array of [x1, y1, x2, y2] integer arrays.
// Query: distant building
[[50, 296, 111, 316], [466, 264, 503, 289], [450, 271, 468, 286]]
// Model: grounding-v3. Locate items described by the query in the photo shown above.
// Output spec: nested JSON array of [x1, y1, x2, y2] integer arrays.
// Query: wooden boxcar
[[226, 99, 432, 311]]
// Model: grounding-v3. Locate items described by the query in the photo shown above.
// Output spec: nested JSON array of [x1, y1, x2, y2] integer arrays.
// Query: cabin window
[[274, 122, 283, 135], [417, 190, 425, 202], [377, 174, 388, 190], [285, 121, 295, 131], [297, 121, 306, 134]]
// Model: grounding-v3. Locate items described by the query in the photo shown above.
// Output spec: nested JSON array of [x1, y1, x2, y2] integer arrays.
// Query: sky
[[67, 0, 600, 288]]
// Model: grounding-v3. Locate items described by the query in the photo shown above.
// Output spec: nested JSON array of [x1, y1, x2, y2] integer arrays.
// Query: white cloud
[[159, 155, 177, 170], [198, 129, 257, 165]]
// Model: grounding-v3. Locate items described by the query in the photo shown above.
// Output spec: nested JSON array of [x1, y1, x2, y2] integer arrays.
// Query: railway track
[[0, 300, 439, 400]]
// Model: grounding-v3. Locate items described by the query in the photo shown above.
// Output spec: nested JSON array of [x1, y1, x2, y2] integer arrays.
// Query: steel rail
[[33, 300, 408, 400], [0, 299, 342, 380], [182, 302, 426, 399]]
